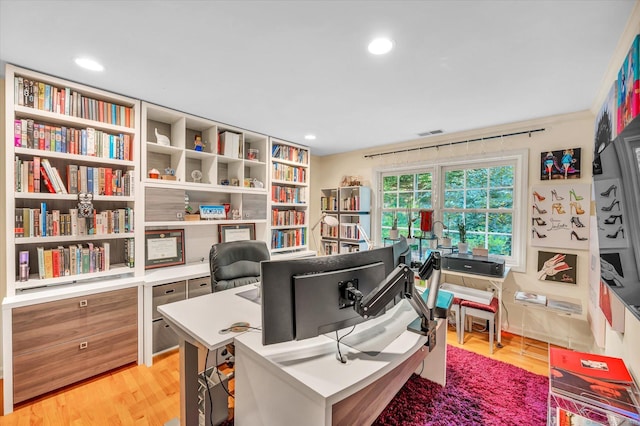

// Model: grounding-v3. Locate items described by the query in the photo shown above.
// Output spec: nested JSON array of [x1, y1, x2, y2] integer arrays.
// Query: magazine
[[549, 347, 640, 421], [556, 407, 602, 426], [547, 299, 582, 314], [514, 291, 547, 305]]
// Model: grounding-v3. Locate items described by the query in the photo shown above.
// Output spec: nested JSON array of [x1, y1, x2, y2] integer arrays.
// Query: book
[[549, 347, 640, 421], [515, 291, 547, 305], [555, 407, 601, 426], [547, 299, 582, 314]]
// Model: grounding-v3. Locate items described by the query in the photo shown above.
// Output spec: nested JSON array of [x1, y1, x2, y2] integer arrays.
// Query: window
[[376, 150, 528, 270]]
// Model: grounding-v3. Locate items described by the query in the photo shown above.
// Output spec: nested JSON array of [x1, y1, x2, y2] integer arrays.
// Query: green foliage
[[457, 220, 466, 243]]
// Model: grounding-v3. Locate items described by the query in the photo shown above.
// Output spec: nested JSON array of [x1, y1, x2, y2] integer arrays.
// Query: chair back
[[209, 240, 270, 292]]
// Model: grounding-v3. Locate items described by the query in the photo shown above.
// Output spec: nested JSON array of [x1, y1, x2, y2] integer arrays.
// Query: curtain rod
[[363, 128, 546, 159]]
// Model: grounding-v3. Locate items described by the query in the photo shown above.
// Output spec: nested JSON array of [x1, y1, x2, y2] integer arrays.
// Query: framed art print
[[219, 223, 256, 243], [537, 250, 577, 284], [540, 148, 582, 180], [145, 229, 185, 269]]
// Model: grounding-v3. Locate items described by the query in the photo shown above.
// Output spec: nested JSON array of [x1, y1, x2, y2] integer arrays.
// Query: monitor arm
[[342, 252, 442, 350]]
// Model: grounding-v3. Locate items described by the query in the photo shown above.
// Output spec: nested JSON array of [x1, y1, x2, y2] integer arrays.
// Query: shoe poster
[[593, 178, 628, 250], [540, 148, 581, 180], [537, 251, 577, 284], [530, 183, 591, 250]]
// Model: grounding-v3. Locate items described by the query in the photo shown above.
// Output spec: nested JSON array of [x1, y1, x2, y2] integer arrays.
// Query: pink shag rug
[[373, 345, 549, 425]]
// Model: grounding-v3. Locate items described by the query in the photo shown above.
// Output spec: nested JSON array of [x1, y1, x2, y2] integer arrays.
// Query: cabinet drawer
[[152, 318, 178, 354], [13, 324, 137, 404], [188, 276, 211, 299], [13, 287, 137, 355], [152, 281, 186, 319]]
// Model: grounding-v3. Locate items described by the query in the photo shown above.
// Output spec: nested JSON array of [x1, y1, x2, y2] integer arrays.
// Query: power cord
[[335, 325, 356, 363]]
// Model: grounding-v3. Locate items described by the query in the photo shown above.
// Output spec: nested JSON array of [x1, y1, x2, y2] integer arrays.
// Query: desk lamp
[[356, 223, 373, 250], [311, 213, 340, 255]]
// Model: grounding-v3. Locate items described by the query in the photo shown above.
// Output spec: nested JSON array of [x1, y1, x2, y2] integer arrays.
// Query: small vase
[[389, 229, 399, 239], [457, 242, 468, 254]]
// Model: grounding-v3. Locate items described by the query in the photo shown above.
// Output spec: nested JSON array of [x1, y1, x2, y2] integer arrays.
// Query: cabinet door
[[12, 287, 137, 355], [152, 281, 187, 319]]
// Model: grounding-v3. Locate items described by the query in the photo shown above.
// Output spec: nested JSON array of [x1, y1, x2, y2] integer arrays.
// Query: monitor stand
[[236, 286, 261, 304]]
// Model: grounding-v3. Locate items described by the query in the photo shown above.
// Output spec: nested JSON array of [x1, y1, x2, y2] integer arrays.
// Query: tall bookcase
[[270, 138, 310, 256], [320, 186, 371, 254], [3, 64, 142, 412], [4, 65, 142, 294]]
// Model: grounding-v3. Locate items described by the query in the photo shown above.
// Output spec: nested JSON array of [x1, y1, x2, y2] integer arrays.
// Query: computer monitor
[[261, 245, 396, 345]]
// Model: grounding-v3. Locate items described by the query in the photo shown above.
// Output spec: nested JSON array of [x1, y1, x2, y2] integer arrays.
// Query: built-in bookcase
[[320, 186, 371, 254], [4, 65, 142, 294], [269, 138, 310, 255]]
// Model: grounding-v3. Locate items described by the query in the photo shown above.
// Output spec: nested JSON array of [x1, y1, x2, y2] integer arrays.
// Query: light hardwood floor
[[0, 324, 550, 424]]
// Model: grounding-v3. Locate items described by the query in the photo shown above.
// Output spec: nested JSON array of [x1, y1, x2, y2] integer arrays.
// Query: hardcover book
[[515, 291, 547, 305], [618, 35, 639, 133], [549, 347, 640, 421]]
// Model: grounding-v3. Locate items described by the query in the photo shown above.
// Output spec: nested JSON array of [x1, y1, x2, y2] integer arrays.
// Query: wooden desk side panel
[[331, 344, 429, 426]]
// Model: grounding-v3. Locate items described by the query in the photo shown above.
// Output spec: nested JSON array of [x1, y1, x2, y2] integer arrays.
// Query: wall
[[0, 77, 5, 375], [312, 111, 596, 349]]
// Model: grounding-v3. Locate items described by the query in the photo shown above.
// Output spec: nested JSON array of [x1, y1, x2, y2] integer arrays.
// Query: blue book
[[87, 167, 93, 194], [40, 202, 47, 237]]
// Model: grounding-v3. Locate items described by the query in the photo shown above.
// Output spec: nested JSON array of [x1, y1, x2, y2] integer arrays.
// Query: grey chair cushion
[[209, 240, 270, 292]]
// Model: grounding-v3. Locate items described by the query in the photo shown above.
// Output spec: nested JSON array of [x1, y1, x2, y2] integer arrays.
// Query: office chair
[[209, 240, 270, 293]]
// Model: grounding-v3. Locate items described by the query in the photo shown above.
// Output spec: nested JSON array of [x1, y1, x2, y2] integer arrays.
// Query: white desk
[[441, 267, 511, 346], [159, 287, 447, 426]]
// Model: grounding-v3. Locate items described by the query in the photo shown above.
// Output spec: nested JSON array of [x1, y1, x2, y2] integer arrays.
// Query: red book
[[52, 249, 61, 277], [40, 166, 55, 193], [104, 168, 113, 195]]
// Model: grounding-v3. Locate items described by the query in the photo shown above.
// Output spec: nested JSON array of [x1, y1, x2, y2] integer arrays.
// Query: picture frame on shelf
[[219, 223, 255, 243], [144, 229, 185, 269]]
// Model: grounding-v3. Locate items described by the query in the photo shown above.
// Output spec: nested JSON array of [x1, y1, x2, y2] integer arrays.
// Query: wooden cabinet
[[270, 138, 310, 255], [11, 287, 138, 404]]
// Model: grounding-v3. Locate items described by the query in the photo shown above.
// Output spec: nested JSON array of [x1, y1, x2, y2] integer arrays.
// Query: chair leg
[[460, 307, 466, 344], [489, 316, 494, 354]]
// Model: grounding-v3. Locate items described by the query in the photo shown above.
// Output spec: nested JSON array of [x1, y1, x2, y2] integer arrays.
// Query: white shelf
[[15, 232, 135, 245], [14, 105, 134, 134], [14, 264, 135, 291]]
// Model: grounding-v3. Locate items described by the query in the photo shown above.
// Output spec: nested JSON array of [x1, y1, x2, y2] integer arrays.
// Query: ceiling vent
[[417, 129, 444, 137]]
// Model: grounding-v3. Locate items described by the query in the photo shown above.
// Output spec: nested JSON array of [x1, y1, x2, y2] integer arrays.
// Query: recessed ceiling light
[[304, 134, 316, 140], [368, 38, 394, 55], [74, 57, 104, 72]]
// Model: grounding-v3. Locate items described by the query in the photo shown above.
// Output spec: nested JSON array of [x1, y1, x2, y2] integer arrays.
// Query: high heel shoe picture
[[532, 227, 546, 238], [570, 201, 585, 215], [569, 189, 583, 201], [570, 230, 587, 241], [551, 202, 566, 214], [532, 191, 545, 202], [551, 189, 564, 201], [606, 226, 625, 239], [601, 199, 620, 211], [532, 217, 546, 226], [603, 214, 622, 225], [570, 216, 585, 228], [533, 204, 547, 214], [600, 184, 617, 197]]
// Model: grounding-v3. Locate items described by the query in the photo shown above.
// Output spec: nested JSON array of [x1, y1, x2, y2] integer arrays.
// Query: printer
[[441, 253, 505, 277]]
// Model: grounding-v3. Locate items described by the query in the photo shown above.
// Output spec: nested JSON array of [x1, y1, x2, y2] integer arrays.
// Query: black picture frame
[[218, 223, 256, 243], [145, 229, 185, 269]]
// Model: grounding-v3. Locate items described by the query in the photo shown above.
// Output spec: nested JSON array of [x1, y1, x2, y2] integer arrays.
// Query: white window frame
[[374, 149, 528, 272]]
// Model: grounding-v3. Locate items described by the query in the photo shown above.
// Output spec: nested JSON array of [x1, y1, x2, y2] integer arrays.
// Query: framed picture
[[537, 250, 577, 284], [145, 229, 185, 269], [540, 147, 582, 180], [219, 223, 255, 243]]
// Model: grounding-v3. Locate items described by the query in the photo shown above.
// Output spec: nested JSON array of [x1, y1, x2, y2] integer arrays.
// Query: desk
[[159, 287, 446, 426], [441, 267, 511, 346]]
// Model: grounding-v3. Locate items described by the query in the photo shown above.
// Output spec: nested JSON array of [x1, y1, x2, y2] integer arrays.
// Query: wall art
[[540, 147, 581, 180], [530, 183, 590, 250], [537, 251, 577, 284]]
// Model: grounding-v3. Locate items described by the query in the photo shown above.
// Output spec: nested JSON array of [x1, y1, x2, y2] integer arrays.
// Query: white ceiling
[[0, 1, 635, 156]]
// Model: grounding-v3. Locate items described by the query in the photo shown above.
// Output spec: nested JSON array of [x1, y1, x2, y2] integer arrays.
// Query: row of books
[[323, 242, 339, 255], [320, 222, 339, 238], [320, 196, 338, 211], [272, 144, 308, 165], [14, 119, 134, 160], [341, 196, 362, 211], [35, 243, 111, 279], [271, 209, 306, 227], [15, 76, 134, 128], [271, 228, 306, 249], [272, 163, 307, 183], [15, 205, 134, 238], [340, 223, 364, 240], [272, 185, 307, 204], [14, 156, 134, 196]]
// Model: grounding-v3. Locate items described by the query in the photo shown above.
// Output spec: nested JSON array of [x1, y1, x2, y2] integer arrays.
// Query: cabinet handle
[[165, 289, 175, 295], [79, 342, 88, 350], [79, 300, 88, 307], [199, 283, 207, 288]]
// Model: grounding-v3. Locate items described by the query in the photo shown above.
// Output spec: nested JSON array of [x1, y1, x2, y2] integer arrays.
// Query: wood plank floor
[[0, 324, 550, 424]]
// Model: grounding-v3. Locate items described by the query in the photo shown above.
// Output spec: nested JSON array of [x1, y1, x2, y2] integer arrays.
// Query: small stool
[[460, 297, 499, 354], [449, 297, 463, 344]]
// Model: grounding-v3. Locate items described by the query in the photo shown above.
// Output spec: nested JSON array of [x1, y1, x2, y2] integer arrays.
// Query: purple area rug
[[373, 345, 549, 425]]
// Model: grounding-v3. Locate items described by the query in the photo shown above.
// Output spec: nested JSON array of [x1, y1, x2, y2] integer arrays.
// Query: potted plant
[[389, 212, 399, 239], [457, 220, 468, 253]]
